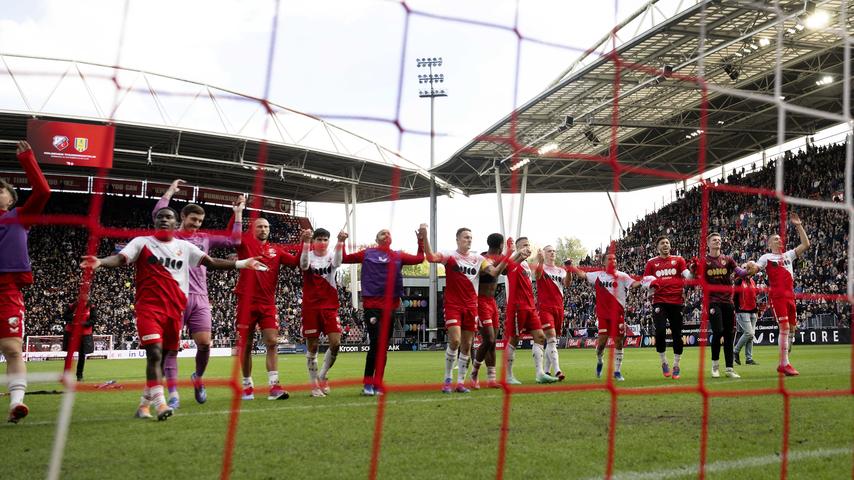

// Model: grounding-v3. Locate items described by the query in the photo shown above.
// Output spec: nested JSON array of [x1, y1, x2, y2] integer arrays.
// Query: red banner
[[92, 178, 142, 196], [248, 195, 291, 213], [27, 119, 115, 168], [44, 174, 88, 192], [566, 338, 583, 348], [147, 182, 191, 200], [198, 188, 242, 205], [0, 172, 29, 189]]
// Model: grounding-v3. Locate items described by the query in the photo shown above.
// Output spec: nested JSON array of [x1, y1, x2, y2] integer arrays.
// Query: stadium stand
[[17, 142, 848, 348]]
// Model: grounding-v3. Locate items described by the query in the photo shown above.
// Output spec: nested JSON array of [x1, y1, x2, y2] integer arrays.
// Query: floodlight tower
[[417, 57, 446, 342]]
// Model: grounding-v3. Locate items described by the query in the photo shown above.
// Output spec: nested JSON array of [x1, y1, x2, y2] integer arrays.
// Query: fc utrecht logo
[[74, 137, 89, 153], [52, 135, 69, 151]]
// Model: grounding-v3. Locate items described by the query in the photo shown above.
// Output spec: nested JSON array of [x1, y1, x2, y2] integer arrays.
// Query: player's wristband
[[235, 259, 251, 269]]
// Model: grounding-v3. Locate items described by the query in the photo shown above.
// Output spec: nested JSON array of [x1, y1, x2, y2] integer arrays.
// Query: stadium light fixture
[[538, 142, 559, 155], [510, 157, 531, 171], [805, 9, 829, 29], [416, 55, 446, 344], [816, 75, 833, 86], [758, 37, 771, 47]]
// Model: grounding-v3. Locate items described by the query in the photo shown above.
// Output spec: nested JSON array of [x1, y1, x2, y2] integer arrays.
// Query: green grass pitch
[[4, 345, 852, 479]]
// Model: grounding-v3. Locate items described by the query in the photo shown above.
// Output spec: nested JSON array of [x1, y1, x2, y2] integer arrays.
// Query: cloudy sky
[[1, 0, 838, 253]]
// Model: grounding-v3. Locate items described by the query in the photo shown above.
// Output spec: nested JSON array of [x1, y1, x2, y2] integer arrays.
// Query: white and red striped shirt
[[119, 236, 207, 317], [301, 248, 343, 310], [537, 264, 566, 308], [440, 250, 485, 310], [756, 249, 797, 300], [586, 270, 635, 320]]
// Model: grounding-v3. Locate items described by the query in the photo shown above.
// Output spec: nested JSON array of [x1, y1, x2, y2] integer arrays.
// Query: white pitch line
[[2, 393, 486, 428], [583, 447, 853, 480]]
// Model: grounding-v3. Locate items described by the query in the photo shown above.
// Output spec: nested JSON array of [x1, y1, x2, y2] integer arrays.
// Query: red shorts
[[302, 308, 341, 338], [0, 288, 25, 339], [237, 302, 279, 337], [505, 308, 542, 337], [539, 305, 564, 335], [136, 308, 181, 351], [769, 297, 797, 328], [477, 296, 498, 328], [445, 305, 478, 332], [597, 317, 626, 336]]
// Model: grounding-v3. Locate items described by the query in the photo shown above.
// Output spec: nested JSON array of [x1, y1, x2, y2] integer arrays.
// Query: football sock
[[457, 354, 470, 384], [615, 350, 624, 372], [267, 370, 279, 386], [532, 342, 545, 377], [444, 347, 457, 380]]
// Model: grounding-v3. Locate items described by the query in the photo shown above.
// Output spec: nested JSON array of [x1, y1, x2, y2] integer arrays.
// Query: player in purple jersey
[[152, 179, 244, 407]]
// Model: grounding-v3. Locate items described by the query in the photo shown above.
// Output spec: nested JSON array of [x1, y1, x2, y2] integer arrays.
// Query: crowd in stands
[[561, 141, 850, 335], [16, 142, 851, 347]]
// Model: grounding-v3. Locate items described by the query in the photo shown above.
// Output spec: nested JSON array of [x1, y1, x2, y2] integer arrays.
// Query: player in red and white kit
[[533, 245, 572, 381], [235, 217, 300, 401], [1, 141, 50, 424], [746, 212, 810, 376], [300, 227, 346, 397], [81, 208, 265, 420], [570, 252, 643, 381], [504, 237, 559, 385], [643, 236, 692, 380], [425, 227, 507, 393]]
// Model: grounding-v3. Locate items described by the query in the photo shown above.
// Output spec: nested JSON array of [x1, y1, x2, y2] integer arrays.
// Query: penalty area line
[[586, 447, 853, 480]]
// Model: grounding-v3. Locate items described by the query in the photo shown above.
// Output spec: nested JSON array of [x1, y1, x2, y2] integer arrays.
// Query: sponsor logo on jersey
[[309, 264, 335, 276], [706, 267, 729, 276], [452, 264, 478, 276], [147, 255, 184, 270], [656, 268, 677, 277], [545, 272, 564, 282]]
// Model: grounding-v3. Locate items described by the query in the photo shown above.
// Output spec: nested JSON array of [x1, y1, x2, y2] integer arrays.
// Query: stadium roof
[[0, 54, 453, 204], [432, 0, 852, 195]]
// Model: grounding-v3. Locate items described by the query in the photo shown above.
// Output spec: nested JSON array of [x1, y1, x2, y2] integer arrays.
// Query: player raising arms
[[569, 252, 643, 381], [235, 217, 300, 401], [644, 236, 692, 380], [1, 141, 50, 423], [152, 179, 244, 408], [745, 212, 810, 376], [470, 233, 505, 389], [504, 237, 559, 385], [300, 228, 346, 397], [81, 207, 265, 420], [343, 224, 426, 396], [698, 232, 748, 379], [533, 245, 572, 381], [425, 228, 507, 393]]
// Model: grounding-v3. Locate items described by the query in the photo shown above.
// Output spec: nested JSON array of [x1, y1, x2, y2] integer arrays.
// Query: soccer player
[[425, 228, 507, 393], [152, 179, 244, 407], [733, 273, 760, 366], [80, 207, 265, 421], [343, 224, 426, 396], [1, 141, 50, 424], [61, 300, 96, 382], [569, 252, 642, 381], [235, 217, 300, 401], [699, 232, 747, 379], [643, 236, 692, 379], [533, 245, 572, 381], [745, 212, 810, 376], [300, 228, 347, 397], [504, 237, 559, 385], [471, 232, 505, 389]]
